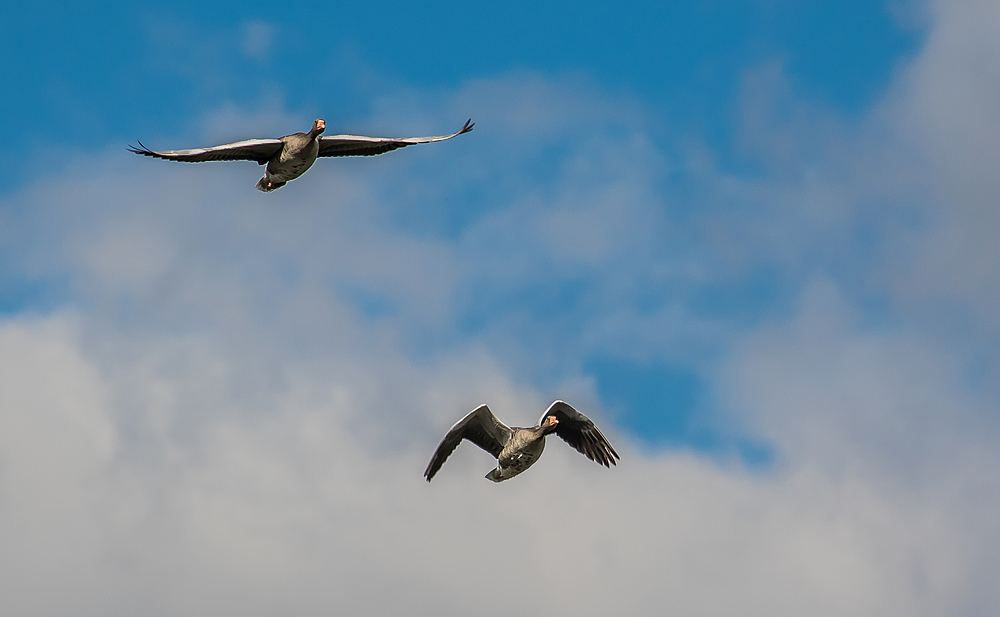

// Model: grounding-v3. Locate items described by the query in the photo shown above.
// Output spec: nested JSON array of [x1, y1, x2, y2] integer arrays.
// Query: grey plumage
[[424, 400, 619, 482], [128, 118, 474, 191]]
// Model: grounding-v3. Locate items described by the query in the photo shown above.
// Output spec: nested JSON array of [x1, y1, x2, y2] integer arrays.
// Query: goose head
[[542, 415, 559, 434]]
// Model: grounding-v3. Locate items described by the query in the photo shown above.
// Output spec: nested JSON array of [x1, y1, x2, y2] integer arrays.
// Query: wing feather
[[127, 138, 283, 163], [318, 119, 474, 158], [424, 403, 511, 481], [539, 401, 620, 468]]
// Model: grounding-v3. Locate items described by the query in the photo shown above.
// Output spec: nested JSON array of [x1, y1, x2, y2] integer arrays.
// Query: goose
[[424, 400, 619, 482], [128, 118, 474, 192]]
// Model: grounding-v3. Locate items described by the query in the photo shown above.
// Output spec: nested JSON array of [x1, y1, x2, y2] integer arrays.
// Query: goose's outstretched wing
[[318, 119, 474, 158], [539, 400, 620, 468], [424, 403, 511, 481], [127, 138, 283, 164]]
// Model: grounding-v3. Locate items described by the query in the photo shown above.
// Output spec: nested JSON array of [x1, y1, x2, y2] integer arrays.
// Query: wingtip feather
[[127, 140, 154, 156]]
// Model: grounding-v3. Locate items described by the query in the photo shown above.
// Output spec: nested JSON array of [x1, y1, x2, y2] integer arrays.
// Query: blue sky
[[2, 1, 1000, 615], [4, 1, 914, 177], [2, 0, 916, 454]]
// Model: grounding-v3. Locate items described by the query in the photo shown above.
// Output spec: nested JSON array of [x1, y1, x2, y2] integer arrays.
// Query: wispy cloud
[[240, 20, 274, 62]]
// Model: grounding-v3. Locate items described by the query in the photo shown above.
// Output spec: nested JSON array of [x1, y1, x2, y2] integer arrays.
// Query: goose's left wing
[[318, 119, 474, 158], [539, 401, 620, 468]]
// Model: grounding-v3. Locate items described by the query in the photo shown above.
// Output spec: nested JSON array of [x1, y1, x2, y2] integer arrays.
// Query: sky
[[1, 0, 999, 615]]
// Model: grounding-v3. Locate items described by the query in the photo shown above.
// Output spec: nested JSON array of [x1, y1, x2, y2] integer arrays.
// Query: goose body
[[128, 118, 474, 192], [257, 118, 325, 191], [424, 400, 619, 482]]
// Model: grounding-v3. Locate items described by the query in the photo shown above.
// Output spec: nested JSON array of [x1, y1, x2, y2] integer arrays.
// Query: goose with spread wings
[[128, 118, 474, 192], [424, 400, 619, 482]]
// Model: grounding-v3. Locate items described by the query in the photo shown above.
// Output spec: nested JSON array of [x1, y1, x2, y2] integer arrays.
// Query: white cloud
[[0, 311, 992, 615], [880, 0, 1000, 329]]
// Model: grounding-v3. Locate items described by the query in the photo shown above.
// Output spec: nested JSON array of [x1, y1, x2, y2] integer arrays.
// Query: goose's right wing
[[127, 138, 283, 164], [424, 403, 511, 481]]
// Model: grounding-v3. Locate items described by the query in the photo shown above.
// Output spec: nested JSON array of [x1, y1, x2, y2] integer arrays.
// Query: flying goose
[[424, 400, 619, 482], [128, 118, 474, 192]]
